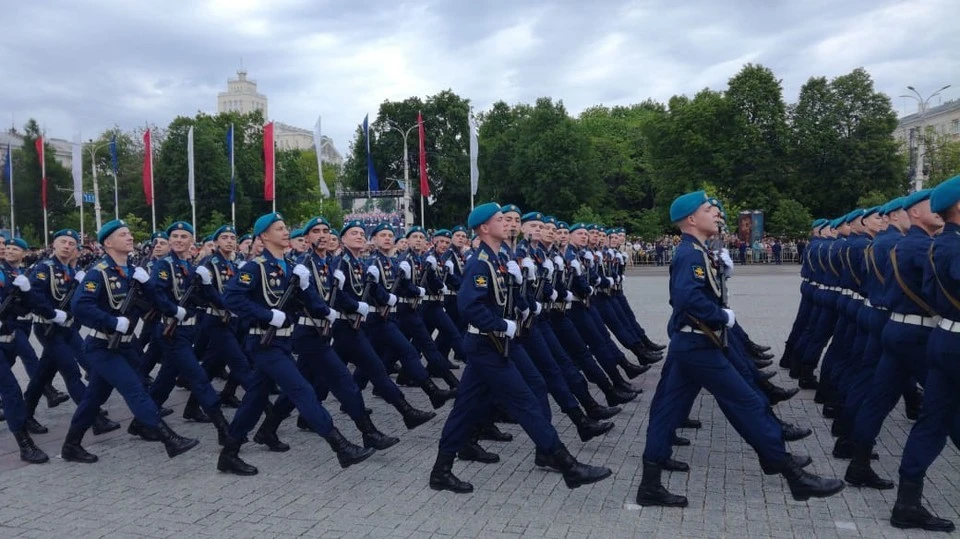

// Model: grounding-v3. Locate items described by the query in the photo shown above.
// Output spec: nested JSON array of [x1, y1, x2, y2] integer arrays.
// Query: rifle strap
[[685, 314, 724, 349], [889, 246, 936, 316], [928, 243, 960, 312], [866, 245, 886, 285]]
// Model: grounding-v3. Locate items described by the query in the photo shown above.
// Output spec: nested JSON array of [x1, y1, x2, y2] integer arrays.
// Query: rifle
[[161, 278, 199, 339], [43, 279, 79, 338], [410, 257, 430, 309], [321, 272, 338, 337], [108, 281, 142, 350], [495, 261, 513, 358], [260, 275, 300, 347], [717, 222, 729, 349]]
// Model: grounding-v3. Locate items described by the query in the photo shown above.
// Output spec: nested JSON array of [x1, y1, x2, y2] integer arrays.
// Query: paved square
[[0, 266, 956, 538]]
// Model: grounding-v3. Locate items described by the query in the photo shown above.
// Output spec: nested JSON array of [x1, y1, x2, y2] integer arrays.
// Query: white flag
[[314, 116, 330, 197], [71, 136, 82, 207], [187, 126, 195, 203], [469, 113, 479, 196]]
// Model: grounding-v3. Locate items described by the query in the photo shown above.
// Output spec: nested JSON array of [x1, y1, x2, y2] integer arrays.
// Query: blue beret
[[604, 228, 617, 235], [863, 206, 880, 218], [303, 216, 331, 233], [885, 197, 906, 214], [433, 228, 452, 238], [341, 219, 364, 236], [151, 231, 168, 242], [830, 217, 845, 229], [290, 228, 303, 240], [203, 235, 214, 243], [8, 238, 28, 250], [500, 204, 521, 216], [569, 223, 587, 233], [930, 176, 960, 212], [166, 221, 195, 236], [370, 222, 395, 237], [253, 212, 284, 237], [238, 233, 252, 243], [842, 209, 864, 224], [97, 219, 129, 244], [212, 225, 236, 240], [521, 211, 544, 224], [329, 228, 340, 238], [451, 225, 467, 235], [906, 188, 935, 211], [670, 190, 709, 222], [811, 219, 826, 229], [556, 221, 569, 230], [467, 202, 501, 229], [405, 225, 426, 239], [53, 229, 81, 244], [543, 215, 557, 226]]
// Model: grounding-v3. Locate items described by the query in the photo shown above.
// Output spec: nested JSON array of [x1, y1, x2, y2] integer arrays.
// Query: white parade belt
[[297, 316, 329, 328], [937, 318, 960, 333], [162, 316, 196, 327], [466, 325, 505, 338], [889, 312, 939, 328], [249, 326, 293, 337], [678, 325, 719, 337], [90, 331, 133, 343]]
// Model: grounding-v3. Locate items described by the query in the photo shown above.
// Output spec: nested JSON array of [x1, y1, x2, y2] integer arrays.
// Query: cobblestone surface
[[0, 265, 956, 538]]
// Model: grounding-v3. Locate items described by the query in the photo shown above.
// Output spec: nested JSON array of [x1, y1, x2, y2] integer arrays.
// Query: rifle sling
[[889, 246, 936, 317]]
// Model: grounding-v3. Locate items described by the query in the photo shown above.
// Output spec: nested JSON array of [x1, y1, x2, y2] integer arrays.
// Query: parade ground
[[0, 265, 956, 539]]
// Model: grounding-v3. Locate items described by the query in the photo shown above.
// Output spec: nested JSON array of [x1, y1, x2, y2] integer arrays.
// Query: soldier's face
[[395, 238, 407, 251], [503, 213, 520, 236], [53, 236, 77, 261], [588, 230, 599, 245], [521, 221, 541, 241], [408, 232, 426, 251], [238, 239, 252, 254], [343, 227, 367, 252], [293, 237, 306, 252], [251, 238, 264, 255], [169, 230, 193, 255], [557, 229, 569, 244], [911, 200, 944, 231], [261, 221, 289, 249], [541, 224, 556, 244], [863, 213, 884, 234], [152, 238, 169, 258], [373, 230, 394, 251], [570, 229, 588, 247], [105, 228, 135, 255], [480, 213, 508, 241], [452, 231, 468, 248], [307, 225, 328, 251], [4, 245, 24, 264], [217, 233, 236, 254], [434, 236, 451, 254]]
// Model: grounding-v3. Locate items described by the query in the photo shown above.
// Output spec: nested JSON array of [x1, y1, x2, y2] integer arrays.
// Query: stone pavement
[[0, 265, 956, 538]]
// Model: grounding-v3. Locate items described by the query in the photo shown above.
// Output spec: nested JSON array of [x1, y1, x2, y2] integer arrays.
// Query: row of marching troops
[[778, 175, 960, 533], [0, 203, 676, 493]]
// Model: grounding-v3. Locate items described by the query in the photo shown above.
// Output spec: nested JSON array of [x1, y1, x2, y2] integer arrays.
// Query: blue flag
[[226, 124, 236, 203], [363, 114, 379, 192], [109, 136, 119, 176]]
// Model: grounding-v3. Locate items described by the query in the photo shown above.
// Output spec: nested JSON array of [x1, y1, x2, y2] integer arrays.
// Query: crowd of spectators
[[622, 236, 807, 266]]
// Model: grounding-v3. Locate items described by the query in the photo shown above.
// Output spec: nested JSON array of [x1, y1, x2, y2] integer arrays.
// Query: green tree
[[924, 131, 960, 187], [767, 199, 812, 239]]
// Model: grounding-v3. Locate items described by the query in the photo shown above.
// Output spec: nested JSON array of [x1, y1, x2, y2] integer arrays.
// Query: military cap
[[405, 225, 426, 239], [467, 202, 502, 229], [290, 228, 304, 240], [906, 188, 935, 211], [930, 176, 960, 212], [303, 216, 331, 234], [329, 228, 340, 238], [340, 219, 364, 236], [884, 197, 906, 214], [451, 225, 467, 235], [370, 222, 395, 237], [97, 219, 129, 244], [166, 221, 195, 236], [433, 228, 452, 238], [862, 206, 881, 218], [53, 229, 81, 244], [500, 204, 521, 216], [212, 225, 237, 241], [521, 211, 544, 224], [556, 221, 570, 230], [7, 237, 28, 250], [253, 212, 284, 237], [543, 215, 557, 226], [238, 233, 252, 243], [843, 209, 865, 224], [569, 223, 587, 233], [811, 218, 827, 229], [670, 190, 709, 222]]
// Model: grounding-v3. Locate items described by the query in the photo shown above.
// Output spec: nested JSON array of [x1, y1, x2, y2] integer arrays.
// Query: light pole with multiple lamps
[[383, 119, 418, 227], [84, 140, 116, 230], [900, 84, 952, 192]]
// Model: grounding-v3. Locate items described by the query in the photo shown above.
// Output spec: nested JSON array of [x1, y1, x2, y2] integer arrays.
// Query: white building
[[896, 99, 960, 191], [0, 131, 74, 169]]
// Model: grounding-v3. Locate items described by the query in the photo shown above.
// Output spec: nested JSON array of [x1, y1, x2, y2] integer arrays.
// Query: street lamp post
[[85, 140, 113, 231], [384, 120, 418, 228], [900, 84, 952, 191]]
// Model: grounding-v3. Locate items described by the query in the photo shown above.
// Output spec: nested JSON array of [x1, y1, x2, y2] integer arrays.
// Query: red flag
[[35, 137, 47, 209], [263, 122, 275, 201], [142, 129, 154, 206], [418, 112, 429, 198]]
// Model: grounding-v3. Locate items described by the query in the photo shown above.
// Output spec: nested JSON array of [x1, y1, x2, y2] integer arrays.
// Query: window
[[952, 119, 959, 135]]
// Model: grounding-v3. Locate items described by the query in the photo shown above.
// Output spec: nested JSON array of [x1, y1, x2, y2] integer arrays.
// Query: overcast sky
[[2, 0, 956, 155]]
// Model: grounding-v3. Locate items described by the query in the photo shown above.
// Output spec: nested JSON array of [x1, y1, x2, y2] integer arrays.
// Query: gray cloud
[[2, 0, 956, 154]]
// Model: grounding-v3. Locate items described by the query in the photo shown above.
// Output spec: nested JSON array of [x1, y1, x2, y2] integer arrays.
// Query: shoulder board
[[478, 250, 489, 261], [253, 256, 266, 263], [95, 261, 108, 270], [691, 243, 704, 252]]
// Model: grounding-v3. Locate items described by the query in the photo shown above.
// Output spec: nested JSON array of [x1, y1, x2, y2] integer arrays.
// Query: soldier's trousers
[[783, 282, 816, 360], [71, 339, 162, 431], [613, 291, 650, 340], [198, 317, 254, 390], [330, 321, 404, 405], [836, 307, 889, 436], [797, 290, 839, 371], [568, 305, 623, 378], [12, 328, 40, 379], [537, 319, 594, 402], [548, 311, 614, 390], [138, 320, 163, 379], [149, 325, 220, 412], [0, 341, 27, 431], [23, 325, 86, 414], [275, 333, 367, 423], [422, 301, 465, 363], [364, 316, 429, 383], [595, 295, 641, 349], [518, 322, 580, 413], [395, 308, 456, 372], [439, 295, 465, 360]]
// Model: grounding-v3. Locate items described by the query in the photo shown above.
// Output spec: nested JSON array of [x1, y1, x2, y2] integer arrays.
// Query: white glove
[[588, 286, 595, 296], [553, 255, 564, 268], [132, 267, 150, 283], [195, 266, 212, 285], [615, 252, 625, 263], [444, 260, 454, 272], [12, 275, 30, 292], [503, 320, 517, 339], [720, 248, 734, 270], [565, 291, 574, 303], [506, 261, 523, 284], [723, 308, 736, 328], [417, 286, 426, 297], [325, 308, 339, 323], [175, 306, 187, 321], [50, 309, 67, 325], [333, 269, 346, 289], [293, 264, 311, 289], [593, 276, 602, 286], [543, 259, 554, 273], [570, 259, 582, 275], [75, 270, 86, 282], [441, 286, 450, 295], [520, 308, 530, 321], [583, 251, 594, 262], [426, 255, 438, 269], [366, 265, 380, 281], [356, 301, 370, 318], [534, 302, 542, 315], [399, 261, 412, 279], [605, 277, 614, 287], [269, 309, 286, 328], [387, 293, 398, 306], [521, 257, 536, 275], [549, 289, 559, 302], [115, 316, 130, 333]]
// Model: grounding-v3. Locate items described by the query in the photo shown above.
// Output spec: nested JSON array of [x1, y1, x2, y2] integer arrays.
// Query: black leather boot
[[781, 458, 845, 501], [159, 406, 174, 418], [217, 437, 258, 476], [749, 341, 772, 353], [601, 385, 637, 406], [458, 440, 500, 463], [832, 437, 879, 460], [355, 415, 399, 450], [128, 418, 163, 441], [548, 443, 612, 489], [609, 368, 640, 394], [628, 345, 662, 367], [421, 379, 456, 409], [844, 443, 894, 489], [578, 391, 621, 420], [680, 418, 702, 429], [429, 452, 473, 493], [92, 410, 121, 435], [24, 416, 48, 434], [430, 367, 460, 390], [671, 433, 691, 446], [890, 477, 955, 532], [636, 460, 688, 507], [478, 422, 513, 442], [753, 359, 774, 369], [903, 385, 923, 421], [759, 379, 799, 404], [324, 427, 375, 468], [534, 447, 562, 471], [760, 453, 813, 474], [778, 346, 794, 369], [297, 415, 310, 430], [253, 409, 290, 452], [219, 379, 241, 408], [619, 356, 652, 378], [395, 371, 419, 387], [155, 420, 200, 458], [61, 427, 98, 463], [641, 335, 666, 352], [44, 385, 69, 408], [797, 365, 818, 390], [207, 408, 231, 447], [13, 430, 48, 464], [662, 458, 689, 472], [757, 370, 776, 381], [394, 398, 436, 429], [776, 415, 812, 441], [566, 407, 614, 442], [182, 395, 211, 423]]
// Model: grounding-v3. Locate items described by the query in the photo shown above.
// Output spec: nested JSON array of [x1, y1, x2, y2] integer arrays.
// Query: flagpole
[[188, 126, 196, 233], [91, 149, 102, 230], [149, 142, 156, 232], [79, 186, 84, 242], [6, 144, 14, 235], [39, 136, 48, 244], [230, 123, 236, 227], [113, 169, 119, 220], [420, 196, 425, 228]]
